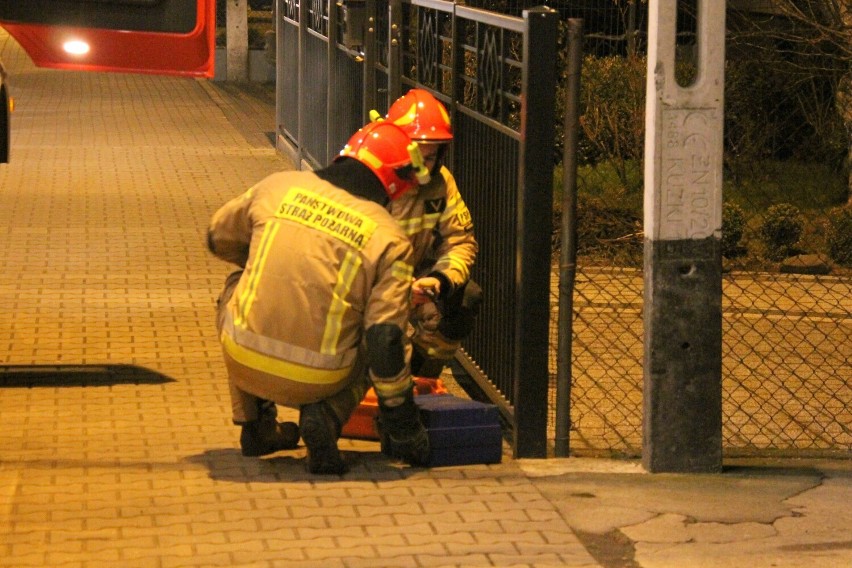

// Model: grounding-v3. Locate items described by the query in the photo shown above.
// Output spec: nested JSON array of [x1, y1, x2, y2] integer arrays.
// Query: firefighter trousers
[[216, 270, 371, 429]]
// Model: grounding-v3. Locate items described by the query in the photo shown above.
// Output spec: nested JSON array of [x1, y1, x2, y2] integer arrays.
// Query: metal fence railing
[[274, 0, 564, 457]]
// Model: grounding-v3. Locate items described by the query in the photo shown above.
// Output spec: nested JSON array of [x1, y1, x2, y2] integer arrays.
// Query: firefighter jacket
[[208, 171, 415, 404], [387, 165, 478, 293]]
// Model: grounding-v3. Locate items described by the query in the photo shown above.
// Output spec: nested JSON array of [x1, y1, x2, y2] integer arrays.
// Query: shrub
[[724, 51, 847, 170], [759, 203, 805, 261], [575, 194, 643, 266], [721, 202, 747, 258], [825, 206, 852, 267], [575, 55, 647, 172]]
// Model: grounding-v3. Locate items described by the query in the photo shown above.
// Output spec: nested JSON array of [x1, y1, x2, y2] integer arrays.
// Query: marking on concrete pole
[[659, 110, 720, 240]]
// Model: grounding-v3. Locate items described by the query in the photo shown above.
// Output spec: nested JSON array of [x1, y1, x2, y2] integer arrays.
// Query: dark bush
[[724, 58, 778, 164], [724, 53, 846, 170], [722, 202, 747, 259], [575, 55, 646, 171], [759, 203, 805, 261], [825, 206, 852, 267], [575, 194, 643, 266]]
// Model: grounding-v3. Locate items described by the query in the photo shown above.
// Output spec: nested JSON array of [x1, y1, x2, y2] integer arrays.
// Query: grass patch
[[554, 159, 643, 213], [724, 160, 847, 212]]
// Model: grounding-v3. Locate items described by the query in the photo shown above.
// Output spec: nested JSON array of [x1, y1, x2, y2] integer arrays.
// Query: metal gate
[[274, 0, 562, 457]]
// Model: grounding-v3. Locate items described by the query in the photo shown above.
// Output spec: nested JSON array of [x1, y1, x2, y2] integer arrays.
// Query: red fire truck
[[0, 0, 217, 162]]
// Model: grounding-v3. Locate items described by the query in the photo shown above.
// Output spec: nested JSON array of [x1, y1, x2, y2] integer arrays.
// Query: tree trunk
[[837, 71, 852, 205], [843, 5, 852, 204]]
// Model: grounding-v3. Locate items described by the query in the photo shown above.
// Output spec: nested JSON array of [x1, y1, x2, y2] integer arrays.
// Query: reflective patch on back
[[277, 187, 377, 250]]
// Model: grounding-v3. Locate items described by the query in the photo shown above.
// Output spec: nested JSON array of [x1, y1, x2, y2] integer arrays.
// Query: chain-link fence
[[544, 1, 851, 457], [554, 255, 851, 458]]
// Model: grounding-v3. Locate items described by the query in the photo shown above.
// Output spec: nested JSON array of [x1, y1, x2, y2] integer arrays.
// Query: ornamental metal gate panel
[[274, 0, 560, 457]]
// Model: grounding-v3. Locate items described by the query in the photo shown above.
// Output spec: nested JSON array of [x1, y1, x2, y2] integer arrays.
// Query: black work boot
[[376, 388, 431, 467], [411, 348, 446, 380], [240, 416, 300, 457], [299, 401, 348, 475]]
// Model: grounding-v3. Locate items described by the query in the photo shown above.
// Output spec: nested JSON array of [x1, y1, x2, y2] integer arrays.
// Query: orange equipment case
[[340, 377, 448, 439]]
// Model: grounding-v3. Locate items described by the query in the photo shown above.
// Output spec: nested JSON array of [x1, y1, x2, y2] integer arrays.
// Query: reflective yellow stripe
[[398, 213, 440, 237], [321, 250, 362, 355], [221, 331, 351, 385], [356, 148, 384, 171], [397, 217, 422, 235], [391, 260, 414, 281], [426, 345, 457, 358], [235, 222, 280, 327], [371, 370, 412, 401], [390, 102, 419, 128], [448, 255, 470, 281]]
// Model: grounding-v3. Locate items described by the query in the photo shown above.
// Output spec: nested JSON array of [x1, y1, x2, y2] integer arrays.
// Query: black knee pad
[[366, 324, 405, 378]]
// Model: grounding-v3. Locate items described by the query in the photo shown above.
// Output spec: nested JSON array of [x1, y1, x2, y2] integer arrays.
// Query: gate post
[[642, 0, 726, 472], [387, 0, 403, 103], [556, 18, 584, 458], [296, 0, 308, 166], [362, 0, 378, 124], [514, 6, 558, 458]]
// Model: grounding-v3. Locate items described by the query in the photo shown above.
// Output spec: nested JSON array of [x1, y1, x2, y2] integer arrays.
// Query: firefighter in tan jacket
[[208, 122, 432, 474], [381, 89, 481, 380]]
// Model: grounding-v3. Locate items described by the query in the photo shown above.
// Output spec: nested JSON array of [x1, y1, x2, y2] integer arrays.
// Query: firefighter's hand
[[412, 277, 441, 301]]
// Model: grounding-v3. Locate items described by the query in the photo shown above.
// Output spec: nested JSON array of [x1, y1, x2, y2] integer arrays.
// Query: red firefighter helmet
[[337, 121, 422, 200], [386, 89, 453, 142]]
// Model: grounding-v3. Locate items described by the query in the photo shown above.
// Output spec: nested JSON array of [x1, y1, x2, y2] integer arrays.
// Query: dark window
[[0, 0, 196, 34]]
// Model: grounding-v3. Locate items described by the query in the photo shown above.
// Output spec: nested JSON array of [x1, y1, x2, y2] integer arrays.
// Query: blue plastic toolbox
[[415, 394, 503, 467]]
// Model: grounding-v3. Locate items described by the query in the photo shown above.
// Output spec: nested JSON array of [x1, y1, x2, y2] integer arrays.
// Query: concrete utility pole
[[642, 0, 726, 473], [226, 0, 249, 82]]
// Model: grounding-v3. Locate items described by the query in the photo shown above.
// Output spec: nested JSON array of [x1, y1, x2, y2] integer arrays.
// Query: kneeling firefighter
[[378, 89, 482, 383], [208, 121, 432, 474]]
